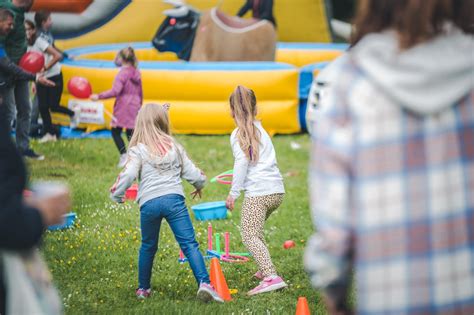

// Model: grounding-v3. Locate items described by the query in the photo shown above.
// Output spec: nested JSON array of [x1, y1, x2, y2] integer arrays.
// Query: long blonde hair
[[229, 85, 260, 163], [129, 103, 173, 156]]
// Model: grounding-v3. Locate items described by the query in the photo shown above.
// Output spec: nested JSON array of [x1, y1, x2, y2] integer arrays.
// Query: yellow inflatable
[[76, 44, 344, 68], [54, 43, 346, 134]]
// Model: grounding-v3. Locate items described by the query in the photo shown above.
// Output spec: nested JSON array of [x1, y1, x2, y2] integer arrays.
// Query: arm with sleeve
[[304, 77, 355, 312], [110, 146, 141, 202], [179, 145, 206, 190], [0, 47, 35, 82], [98, 70, 125, 99], [229, 134, 249, 200]]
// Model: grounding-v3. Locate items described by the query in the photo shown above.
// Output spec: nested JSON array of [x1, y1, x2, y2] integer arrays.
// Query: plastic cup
[[30, 181, 70, 226], [30, 181, 69, 199]]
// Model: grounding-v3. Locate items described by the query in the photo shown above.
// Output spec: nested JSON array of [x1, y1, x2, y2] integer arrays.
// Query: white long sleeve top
[[229, 121, 285, 199], [110, 143, 206, 206]]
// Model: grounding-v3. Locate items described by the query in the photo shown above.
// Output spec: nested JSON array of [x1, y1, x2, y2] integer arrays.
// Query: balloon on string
[[67, 76, 92, 99], [19, 51, 45, 74]]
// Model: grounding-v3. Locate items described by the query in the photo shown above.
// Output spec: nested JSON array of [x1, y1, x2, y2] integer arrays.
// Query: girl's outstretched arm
[[97, 71, 126, 100], [110, 146, 141, 202]]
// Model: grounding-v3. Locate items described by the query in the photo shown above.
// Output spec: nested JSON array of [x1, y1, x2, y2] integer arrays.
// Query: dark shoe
[[22, 148, 45, 161]]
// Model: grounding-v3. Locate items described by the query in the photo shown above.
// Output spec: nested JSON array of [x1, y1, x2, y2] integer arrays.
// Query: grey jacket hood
[[351, 27, 474, 115]]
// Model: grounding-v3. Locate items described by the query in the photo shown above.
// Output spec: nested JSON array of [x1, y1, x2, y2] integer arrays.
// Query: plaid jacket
[[305, 58, 474, 314]]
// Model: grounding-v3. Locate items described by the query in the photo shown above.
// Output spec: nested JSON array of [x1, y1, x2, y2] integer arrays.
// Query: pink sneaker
[[254, 271, 264, 280], [136, 288, 151, 299], [247, 276, 287, 296], [197, 283, 224, 303]]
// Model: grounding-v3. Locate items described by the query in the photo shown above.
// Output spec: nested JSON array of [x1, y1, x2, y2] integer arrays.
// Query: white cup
[[30, 181, 69, 200]]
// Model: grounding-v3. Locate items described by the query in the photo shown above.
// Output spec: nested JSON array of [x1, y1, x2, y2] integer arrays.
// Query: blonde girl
[[110, 103, 223, 302], [226, 85, 287, 295]]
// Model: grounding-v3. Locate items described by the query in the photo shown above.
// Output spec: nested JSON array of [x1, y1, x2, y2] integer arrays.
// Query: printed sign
[[68, 100, 105, 125]]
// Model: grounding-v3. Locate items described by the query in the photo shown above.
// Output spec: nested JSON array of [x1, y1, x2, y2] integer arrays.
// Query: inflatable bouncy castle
[[28, 0, 348, 134]]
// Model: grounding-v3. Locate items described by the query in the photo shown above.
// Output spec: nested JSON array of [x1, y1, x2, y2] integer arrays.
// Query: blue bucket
[[191, 201, 227, 221], [48, 212, 76, 231]]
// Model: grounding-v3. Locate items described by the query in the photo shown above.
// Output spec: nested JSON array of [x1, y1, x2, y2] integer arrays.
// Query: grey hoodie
[[110, 143, 206, 206], [351, 26, 474, 115]]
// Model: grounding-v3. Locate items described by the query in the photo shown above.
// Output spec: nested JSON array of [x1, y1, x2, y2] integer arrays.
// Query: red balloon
[[67, 76, 92, 99], [283, 240, 296, 249], [19, 51, 45, 74]]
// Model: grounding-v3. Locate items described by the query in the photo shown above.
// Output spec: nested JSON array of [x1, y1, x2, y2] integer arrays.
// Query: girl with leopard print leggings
[[225, 85, 287, 296]]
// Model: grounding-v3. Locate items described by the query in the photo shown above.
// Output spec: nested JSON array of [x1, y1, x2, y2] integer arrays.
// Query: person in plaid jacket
[[305, 0, 474, 314]]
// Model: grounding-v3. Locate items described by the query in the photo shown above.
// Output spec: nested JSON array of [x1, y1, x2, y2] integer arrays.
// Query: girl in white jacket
[[110, 103, 223, 303], [225, 86, 287, 295]]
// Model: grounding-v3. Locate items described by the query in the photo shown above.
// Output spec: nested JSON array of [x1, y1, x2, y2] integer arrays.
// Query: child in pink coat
[[91, 47, 143, 167]]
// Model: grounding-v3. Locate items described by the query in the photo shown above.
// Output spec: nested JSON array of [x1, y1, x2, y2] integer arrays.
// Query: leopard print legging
[[241, 193, 284, 278]]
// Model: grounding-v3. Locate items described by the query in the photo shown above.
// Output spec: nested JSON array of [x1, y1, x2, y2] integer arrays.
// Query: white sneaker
[[196, 283, 224, 303], [39, 133, 57, 143], [70, 107, 81, 129], [117, 154, 128, 168]]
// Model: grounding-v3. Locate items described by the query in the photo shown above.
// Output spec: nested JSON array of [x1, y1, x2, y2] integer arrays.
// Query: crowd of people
[[0, 0, 473, 314]]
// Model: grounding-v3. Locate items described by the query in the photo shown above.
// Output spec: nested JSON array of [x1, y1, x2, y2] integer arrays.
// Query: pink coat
[[98, 66, 143, 129]]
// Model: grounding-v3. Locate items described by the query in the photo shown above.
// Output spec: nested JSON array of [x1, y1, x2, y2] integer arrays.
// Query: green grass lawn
[[27, 134, 329, 314]]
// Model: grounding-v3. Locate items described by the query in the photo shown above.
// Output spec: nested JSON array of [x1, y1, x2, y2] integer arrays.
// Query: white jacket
[[110, 143, 205, 206], [230, 121, 285, 199]]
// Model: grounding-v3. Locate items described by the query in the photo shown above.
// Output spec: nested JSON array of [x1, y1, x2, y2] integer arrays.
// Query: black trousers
[[112, 127, 133, 154], [37, 72, 74, 135]]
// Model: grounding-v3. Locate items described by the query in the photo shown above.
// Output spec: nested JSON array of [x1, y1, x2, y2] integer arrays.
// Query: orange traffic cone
[[295, 297, 311, 315], [209, 257, 232, 301]]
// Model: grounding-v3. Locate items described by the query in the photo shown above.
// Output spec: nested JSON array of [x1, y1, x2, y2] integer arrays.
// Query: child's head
[[229, 85, 257, 121], [129, 103, 173, 156], [34, 10, 52, 31], [24, 19, 36, 45], [115, 46, 138, 68], [229, 85, 260, 163]]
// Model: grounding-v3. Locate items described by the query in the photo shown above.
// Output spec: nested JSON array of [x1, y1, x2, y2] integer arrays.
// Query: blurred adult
[[305, 0, 474, 314], [0, 0, 43, 159], [0, 7, 68, 314]]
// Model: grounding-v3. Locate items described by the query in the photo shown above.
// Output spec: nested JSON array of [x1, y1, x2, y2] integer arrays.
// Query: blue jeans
[[138, 194, 210, 289]]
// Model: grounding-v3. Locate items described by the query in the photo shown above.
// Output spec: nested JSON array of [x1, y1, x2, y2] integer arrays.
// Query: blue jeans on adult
[[139, 194, 210, 289]]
